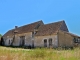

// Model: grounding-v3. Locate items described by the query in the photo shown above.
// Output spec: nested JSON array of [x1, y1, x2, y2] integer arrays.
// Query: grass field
[[0, 46, 80, 60]]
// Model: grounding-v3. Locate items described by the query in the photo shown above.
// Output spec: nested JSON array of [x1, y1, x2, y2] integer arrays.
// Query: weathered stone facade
[[2, 20, 80, 48], [58, 30, 80, 47], [34, 35, 58, 48]]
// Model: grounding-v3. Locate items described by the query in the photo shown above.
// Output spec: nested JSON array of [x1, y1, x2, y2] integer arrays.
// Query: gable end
[[60, 21, 69, 32]]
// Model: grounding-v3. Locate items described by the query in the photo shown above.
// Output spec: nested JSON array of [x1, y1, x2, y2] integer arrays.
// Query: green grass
[[0, 46, 80, 60]]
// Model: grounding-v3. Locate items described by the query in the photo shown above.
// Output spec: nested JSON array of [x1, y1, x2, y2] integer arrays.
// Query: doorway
[[20, 36, 25, 46], [44, 39, 47, 47]]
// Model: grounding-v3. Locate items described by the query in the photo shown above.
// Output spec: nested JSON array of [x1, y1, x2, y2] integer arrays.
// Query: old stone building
[[2, 20, 80, 48]]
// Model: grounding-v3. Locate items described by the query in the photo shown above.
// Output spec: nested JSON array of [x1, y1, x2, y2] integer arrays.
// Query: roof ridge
[[4, 20, 43, 33], [44, 20, 64, 25], [16, 20, 43, 28]]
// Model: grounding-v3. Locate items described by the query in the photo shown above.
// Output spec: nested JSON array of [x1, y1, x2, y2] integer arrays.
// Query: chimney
[[14, 26, 18, 33], [15, 26, 18, 29]]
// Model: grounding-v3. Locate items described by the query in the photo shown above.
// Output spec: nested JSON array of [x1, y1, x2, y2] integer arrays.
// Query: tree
[[0, 34, 2, 37], [0, 34, 4, 46]]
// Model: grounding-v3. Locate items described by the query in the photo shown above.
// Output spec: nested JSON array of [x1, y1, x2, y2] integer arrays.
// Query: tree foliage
[[0, 34, 2, 37]]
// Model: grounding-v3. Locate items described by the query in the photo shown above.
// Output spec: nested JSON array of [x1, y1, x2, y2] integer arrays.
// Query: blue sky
[[0, 0, 80, 35]]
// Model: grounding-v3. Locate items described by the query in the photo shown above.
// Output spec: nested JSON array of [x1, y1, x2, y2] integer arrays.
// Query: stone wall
[[3, 32, 33, 47], [34, 35, 58, 48], [13, 32, 33, 46], [58, 30, 74, 47], [3, 36, 13, 46]]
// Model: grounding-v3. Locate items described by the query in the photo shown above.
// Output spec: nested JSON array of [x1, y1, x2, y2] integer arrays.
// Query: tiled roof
[[63, 31, 80, 37], [36, 21, 64, 36], [3, 20, 69, 37], [3, 20, 44, 37]]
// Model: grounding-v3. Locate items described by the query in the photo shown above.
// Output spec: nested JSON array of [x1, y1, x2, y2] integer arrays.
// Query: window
[[78, 38, 80, 43], [49, 38, 52, 47], [73, 38, 80, 43]]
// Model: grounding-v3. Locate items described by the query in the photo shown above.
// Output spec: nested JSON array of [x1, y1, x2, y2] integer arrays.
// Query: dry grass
[[0, 46, 80, 60]]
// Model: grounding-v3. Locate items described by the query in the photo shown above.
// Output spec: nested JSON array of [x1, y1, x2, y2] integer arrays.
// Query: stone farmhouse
[[2, 20, 80, 48]]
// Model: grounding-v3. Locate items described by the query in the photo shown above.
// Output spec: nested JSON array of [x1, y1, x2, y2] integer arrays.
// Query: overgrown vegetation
[[0, 46, 80, 60]]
